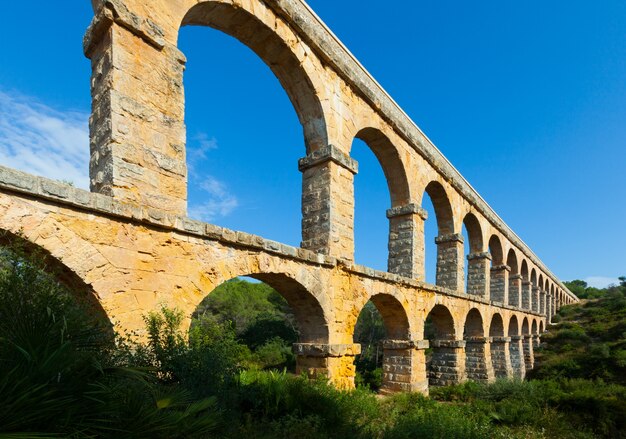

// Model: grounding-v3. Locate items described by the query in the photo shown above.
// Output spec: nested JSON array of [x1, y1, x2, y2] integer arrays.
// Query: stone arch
[[247, 273, 329, 343], [464, 308, 485, 338], [421, 181, 459, 288], [426, 304, 456, 340], [367, 293, 411, 339], [488, 235, 506, 303], [354, 293, 416, 393], [463, 308, 492, 382], [425, 304, 463, 386], [354, 128, 411, 208], [423, 181, 455, 235], [351, 128, 412, 275], [538, 274, 545, 314], [530, 268, 539, 312], [181, 2, 328, 151], [0, 229, 112, 331], [489, 313, 510, 378], [520, 259, 530, 310], [520, 317, 533, 371], [531, 319, 538, 335], [508, 314, 524, 378], [463, 213, 487, 297], [508, 315, 520, 337], [200, 271, 329, 344], [539, 321, 545, 333], [506, 249, 520, 307], [463, 213, 483, 253]]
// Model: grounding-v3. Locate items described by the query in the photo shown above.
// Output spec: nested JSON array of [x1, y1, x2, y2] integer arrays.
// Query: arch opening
[[0, 230, 112, 331], [507, 249, 520, 307], [425, 304, 462, 386], [489, 313, 509, 378], [422, 182, 455, 286], [463, 213, 484, 296], [463, 308, 491, 382], [353, 294, 411, 392], [179, 2, 327, 246], [191, 273, 328, 374], [508, 315, 525, 378], [352, 129, 410, 272], [182, 2, 327, 150], [488, 235, 506, 303]]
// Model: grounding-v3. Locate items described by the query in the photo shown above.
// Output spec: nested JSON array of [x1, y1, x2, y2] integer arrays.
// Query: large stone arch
[[520, 259, 531, 310], [538, 274, 545, 314], [420, 181, 461, 289], [85, 0, 331, 217], [353, 127, 411, 208], [463, 213, 488, 297], [489, 313, 510, 378], [506, 249, 520, 307], [508, 315, 525, 378], [352, 293, 422, 393], [521, 316, 534, 370], [488, 235, 507, 303], [463, 308, 493, 382], [350, 127, 416, 277], [0, 229, 112, 330], [180, 2, 327, 152], [425, 304, 465, 386]]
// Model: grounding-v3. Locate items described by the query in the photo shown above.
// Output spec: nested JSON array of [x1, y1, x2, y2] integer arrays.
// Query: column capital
[[84, 0, 167, 56], [465, 336, 489, 343], [382, 339, 429, 350], [298, 144, 358, 174], [467, 251, 491, 261], [491, 264, 511, 272], [522, 280, 532, 286], [386, 203, 428, 220], [510, 335, 524, 341], [431, 339, 466, 348], [293, 343, 361, 357], [435, 233, 464, 245], [491, 336, 511, 343], [509, 274, 523, 281]]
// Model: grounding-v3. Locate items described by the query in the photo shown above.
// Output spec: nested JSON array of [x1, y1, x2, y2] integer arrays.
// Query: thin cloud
[[188, 176, 239, 221], [187, 135, 239, 222], [0, 89, 89, 188], [188, 132, 218, 160]]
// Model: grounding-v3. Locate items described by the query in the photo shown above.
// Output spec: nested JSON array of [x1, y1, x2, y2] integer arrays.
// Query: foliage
[[192, 279, 297, 371], [0, 241, 220, 438], [531, 277, 626, 385], [3, 247, 625, 438]]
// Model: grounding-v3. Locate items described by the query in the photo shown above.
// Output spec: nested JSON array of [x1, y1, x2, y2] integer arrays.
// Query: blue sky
[[0, 1, 624, 287]]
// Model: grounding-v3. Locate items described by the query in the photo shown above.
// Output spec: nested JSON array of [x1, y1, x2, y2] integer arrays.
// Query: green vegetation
[[533, 277, 626, 384], [1, 240, 624, 438]]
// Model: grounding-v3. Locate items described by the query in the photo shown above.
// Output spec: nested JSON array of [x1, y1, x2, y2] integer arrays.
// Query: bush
[[0, 243, 220, 438]]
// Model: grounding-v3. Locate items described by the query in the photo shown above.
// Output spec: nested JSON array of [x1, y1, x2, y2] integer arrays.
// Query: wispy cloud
[[584, 276, 620, 289], [187, 134, 239, 222], [188, 132, 218, 160], [0, 89, 89, 188]]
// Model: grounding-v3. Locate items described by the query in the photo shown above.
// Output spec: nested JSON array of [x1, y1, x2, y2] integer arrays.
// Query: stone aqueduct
[[0, 0, 578, 393]]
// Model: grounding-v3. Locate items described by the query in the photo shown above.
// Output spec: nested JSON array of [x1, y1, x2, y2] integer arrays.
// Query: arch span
[[426, 304, 465, 386], [463, 308, 492, 382], [181, 1, 327, 150], [0, 229, 112, 332], [489, 313, 510, 378], [464, 213, 487, 297]]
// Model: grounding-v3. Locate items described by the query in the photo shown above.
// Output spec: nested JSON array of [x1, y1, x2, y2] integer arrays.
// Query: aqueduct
[[0, 0, 578, 393]]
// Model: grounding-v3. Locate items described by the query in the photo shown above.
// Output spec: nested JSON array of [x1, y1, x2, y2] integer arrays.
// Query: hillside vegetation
[[0, 240, 624, 438]]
